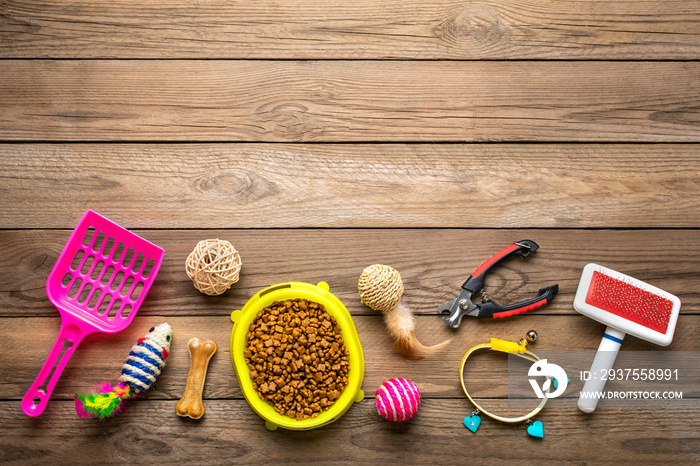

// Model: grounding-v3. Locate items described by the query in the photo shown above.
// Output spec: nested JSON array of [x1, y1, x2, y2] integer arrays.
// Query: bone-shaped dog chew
[[176, 337, 217, 419]]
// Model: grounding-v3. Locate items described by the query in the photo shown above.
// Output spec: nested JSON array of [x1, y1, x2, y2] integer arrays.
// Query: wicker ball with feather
[[358, 264, 449, 359]]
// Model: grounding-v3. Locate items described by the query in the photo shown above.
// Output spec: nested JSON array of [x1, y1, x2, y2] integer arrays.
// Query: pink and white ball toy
[[375, 378, 420, 422]]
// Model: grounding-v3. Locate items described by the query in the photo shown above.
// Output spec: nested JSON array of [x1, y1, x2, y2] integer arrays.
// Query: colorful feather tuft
[[74, 382, 131, 420]]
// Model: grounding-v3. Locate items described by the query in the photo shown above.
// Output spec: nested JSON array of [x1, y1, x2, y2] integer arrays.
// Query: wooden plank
[[1, 61, 698, 142], [2, 144, 700, 229], [2, 229, 699, 319], [1, 399, 698, 463], [1, 0, 699, 59], [3, 315, 699, 401]]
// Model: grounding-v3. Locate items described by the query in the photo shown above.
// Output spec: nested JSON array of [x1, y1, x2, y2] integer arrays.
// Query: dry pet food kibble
[[244, 298, 350, 420]]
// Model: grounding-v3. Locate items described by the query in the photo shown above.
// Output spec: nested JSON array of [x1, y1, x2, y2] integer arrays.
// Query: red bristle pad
[[586, 271, 673, 334]]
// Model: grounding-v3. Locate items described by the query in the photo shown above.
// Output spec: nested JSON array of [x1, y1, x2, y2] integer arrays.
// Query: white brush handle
[[578, 327, 625, 413]]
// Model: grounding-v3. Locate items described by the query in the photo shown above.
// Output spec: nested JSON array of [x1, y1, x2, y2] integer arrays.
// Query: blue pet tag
[[526, 420, 544, 438], [463, 414, 481, 433], [552, 377, 570, 390]]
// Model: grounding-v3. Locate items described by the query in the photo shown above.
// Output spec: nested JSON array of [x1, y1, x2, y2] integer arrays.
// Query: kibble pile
[[244, 298, 350, 420]]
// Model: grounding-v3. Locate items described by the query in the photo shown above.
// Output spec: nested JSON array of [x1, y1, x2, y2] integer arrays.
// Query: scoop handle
[[577, 327, 625, 413], [21, 323, 85, 417]]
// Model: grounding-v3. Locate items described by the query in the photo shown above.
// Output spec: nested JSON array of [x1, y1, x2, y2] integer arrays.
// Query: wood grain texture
[[1, 400, 698, 464], [2, 0, 699, 460], [1, 61, 699, 142], [2, 144, 700, 229], [3, 315, 699, 401], [2, 0, 700, 60], [2, 229, 698, 319]]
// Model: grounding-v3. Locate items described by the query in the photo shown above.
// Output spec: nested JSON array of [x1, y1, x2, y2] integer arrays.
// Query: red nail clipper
[[439, 240, 558, 328]]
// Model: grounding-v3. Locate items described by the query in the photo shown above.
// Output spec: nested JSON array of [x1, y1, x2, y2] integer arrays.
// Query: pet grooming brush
[[574, 263, 681, 413]]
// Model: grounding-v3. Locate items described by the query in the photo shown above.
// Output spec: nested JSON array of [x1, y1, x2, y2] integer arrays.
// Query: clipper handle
[[478, 285, 559, 318], [462, 240, 539, 293]]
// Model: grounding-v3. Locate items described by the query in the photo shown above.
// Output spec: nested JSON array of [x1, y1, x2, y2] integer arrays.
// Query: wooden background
[[1, 0, 699, 464]]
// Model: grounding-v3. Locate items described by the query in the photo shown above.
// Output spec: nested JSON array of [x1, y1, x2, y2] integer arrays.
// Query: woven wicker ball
[[358, 264, 404, 314], [186, 239, 242, 296]]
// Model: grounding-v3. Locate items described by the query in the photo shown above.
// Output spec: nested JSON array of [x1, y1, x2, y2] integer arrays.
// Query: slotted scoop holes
[[58, 230, 156, 320]]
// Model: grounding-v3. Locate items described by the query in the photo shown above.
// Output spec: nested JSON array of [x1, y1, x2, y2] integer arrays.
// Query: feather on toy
[[74, 323, 172, 419], [358, 265, 449, 359]]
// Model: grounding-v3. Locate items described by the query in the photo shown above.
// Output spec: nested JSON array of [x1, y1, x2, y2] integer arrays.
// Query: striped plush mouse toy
[[74, 323, 172, 419]]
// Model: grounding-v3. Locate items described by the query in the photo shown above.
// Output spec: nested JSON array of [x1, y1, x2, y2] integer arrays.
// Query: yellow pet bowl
[[230, 281, 365, 431]]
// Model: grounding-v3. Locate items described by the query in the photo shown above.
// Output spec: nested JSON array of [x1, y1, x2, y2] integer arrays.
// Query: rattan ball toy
[[358, 264, 449, 359], [186, 239, 242, 296], [358, 264, 404, 313]]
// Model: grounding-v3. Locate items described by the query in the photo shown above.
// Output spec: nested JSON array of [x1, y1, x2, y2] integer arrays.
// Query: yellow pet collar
[[460, 331, 550, 438]]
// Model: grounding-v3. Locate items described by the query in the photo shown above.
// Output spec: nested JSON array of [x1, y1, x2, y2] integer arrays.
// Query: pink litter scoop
[[22, 211, 164, 417]]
